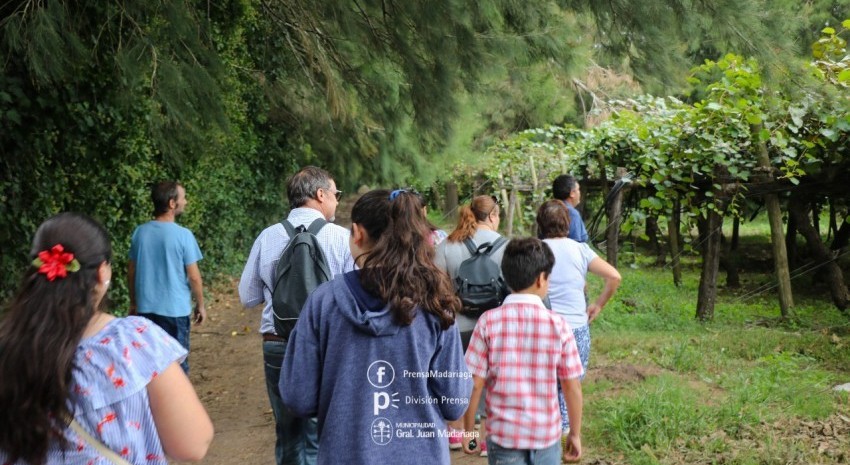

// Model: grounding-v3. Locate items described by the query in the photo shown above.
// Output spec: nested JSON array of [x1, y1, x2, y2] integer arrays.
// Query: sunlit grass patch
[[591, 374, 716, 464], [582, 257, 850, 464], [717, 352, 838, 425]]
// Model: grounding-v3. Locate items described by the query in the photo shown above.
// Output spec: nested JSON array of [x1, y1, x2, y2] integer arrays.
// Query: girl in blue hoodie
[[280, 189, 472, 465]]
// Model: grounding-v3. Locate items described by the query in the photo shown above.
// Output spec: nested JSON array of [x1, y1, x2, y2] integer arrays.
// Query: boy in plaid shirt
[[463, 237, 584, 464]]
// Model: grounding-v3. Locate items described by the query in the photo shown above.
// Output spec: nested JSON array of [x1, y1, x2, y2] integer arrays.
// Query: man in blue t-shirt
[[552, 174, 589, 243], [129, 181, 206, 373]]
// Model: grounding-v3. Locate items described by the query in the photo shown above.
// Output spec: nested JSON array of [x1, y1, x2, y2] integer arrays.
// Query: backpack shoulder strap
[[306, 218, 327, 235], [281, 220, 297, 238], [463, 238, 479, 255], [487, 236, 508, 255]]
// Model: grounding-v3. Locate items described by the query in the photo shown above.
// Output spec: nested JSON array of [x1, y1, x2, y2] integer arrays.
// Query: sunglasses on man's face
[[320, 188, 343, 201]]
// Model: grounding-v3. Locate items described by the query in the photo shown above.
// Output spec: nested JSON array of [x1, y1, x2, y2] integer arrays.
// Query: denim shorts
[[486, 438, 561, 465]]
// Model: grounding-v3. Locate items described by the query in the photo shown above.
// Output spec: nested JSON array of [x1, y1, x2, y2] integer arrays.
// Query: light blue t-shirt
[[543, 237, 598, 329], [129, 221, 202, 317]]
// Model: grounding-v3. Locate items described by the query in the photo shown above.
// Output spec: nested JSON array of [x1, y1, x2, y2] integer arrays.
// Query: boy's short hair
[[501, 238, 555, 291]]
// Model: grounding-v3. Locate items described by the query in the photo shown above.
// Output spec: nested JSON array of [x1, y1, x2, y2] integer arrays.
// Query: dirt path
[[186, 194, 484, 464], [185, 281, 274, 463]]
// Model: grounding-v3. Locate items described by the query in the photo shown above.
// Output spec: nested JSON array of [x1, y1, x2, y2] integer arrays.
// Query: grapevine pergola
[[448, 29, 850, 320]]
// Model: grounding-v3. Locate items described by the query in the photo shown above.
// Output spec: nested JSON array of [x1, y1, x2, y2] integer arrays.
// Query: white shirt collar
[[502, 293, 546, 307]]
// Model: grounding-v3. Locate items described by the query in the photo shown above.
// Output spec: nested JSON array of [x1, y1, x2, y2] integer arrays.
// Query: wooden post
[[597, 151, 609, 199], [529, 156, 539, 237], [505, 167, 517, 236], [668, 197, 682, 287], [505, 188, 517, 237], [724, 217, 741, 288], [529, 155, 539, 194], [605, 167, 627, 268], [444, 181, 458, 222], [497, 171, 509, 210], [753, 124, 794, 317]]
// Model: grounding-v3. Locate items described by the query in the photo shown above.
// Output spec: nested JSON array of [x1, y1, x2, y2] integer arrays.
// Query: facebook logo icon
[[367, 360, 395, 389]]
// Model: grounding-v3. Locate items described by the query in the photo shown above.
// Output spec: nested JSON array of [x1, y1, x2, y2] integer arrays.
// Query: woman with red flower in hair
[[0, 213, 213, 465]]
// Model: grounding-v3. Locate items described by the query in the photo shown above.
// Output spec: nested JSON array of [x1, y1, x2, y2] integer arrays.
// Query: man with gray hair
[[239, 166, 353, 465]]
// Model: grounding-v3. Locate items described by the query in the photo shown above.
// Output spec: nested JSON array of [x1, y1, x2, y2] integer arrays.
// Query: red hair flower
[[32, 244, 80, 281]]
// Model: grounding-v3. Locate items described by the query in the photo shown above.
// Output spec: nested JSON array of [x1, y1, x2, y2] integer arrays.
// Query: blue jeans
[[558, 324, 590, 432], [138, 313, 190, 373], [487, 438, 561, 465], [263, 340, 318, 465]]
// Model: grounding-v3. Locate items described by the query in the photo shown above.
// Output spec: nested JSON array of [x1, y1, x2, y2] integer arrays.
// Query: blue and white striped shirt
[[238, 207, 355, 335]]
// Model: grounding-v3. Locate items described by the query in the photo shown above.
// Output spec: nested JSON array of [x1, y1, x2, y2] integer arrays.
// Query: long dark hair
[[446, 195, 499, 243], [0, 213, 112, 465], [352, 190, 460, 329]]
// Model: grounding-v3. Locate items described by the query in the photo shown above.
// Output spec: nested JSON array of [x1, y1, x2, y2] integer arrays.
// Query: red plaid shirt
[[465, 293, 584, 450]]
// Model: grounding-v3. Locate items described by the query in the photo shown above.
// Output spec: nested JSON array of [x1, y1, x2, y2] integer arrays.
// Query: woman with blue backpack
[[433, 194, 507, 457]]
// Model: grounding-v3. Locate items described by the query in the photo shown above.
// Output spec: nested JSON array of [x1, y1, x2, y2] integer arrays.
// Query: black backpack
[[271, 219, 331, 339], [454, 237, 509, 318]]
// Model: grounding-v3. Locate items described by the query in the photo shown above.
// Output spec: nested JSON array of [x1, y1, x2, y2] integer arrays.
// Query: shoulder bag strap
[[306, 218, 327, 235], [487, 236, 508, 255], [68, 418, 133, 465], [281, 220, 297, 238], [463, 238, 480, 255]]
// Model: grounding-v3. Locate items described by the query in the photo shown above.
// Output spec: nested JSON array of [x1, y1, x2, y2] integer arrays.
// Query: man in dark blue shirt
[[552, 175, 589, 243]]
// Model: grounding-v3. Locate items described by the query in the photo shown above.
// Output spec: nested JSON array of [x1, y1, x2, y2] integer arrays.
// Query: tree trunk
[[696, 208, 722, 320], [832, 217, 850, 251], [444, 181, 458, 222], [753, 124, 794, 317], [669, 198, 682, 287], [812, 200, 821, 237], [790, 199, 849, 311], [828, 200, 837, 243], [786, 212, 798, 267], [646, 216, 665, 265], [723, 217, 741, 288], [605, 168, 627, 268]]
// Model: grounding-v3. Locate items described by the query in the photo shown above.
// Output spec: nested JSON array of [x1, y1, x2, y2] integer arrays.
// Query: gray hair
[[286, 166, 334, 208]]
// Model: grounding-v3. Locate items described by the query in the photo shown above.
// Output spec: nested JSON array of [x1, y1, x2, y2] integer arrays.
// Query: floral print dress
[[1, 316, 187, 465]]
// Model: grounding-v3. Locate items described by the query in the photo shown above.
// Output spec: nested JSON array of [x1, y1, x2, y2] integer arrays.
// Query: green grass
[[582, 258, 850, 464]]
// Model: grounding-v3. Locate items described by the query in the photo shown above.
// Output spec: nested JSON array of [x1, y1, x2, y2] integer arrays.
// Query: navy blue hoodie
[[281, 271, 472, 465]]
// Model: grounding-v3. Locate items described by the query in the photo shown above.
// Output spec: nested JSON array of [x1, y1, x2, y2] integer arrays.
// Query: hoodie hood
[[337, 270, 400, 337]]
